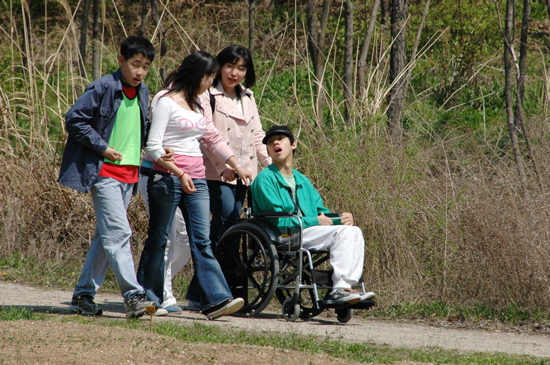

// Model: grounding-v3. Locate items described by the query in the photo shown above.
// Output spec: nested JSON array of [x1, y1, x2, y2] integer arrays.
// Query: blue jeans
[[73, 177, 144, 300], [208, 180, 247, 245], [138, 173, 233, 310], [187, 180, 246, 302]]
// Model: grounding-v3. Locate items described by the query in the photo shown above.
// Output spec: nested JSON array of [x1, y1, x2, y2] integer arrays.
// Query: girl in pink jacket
[[186, 45, 270, 303]]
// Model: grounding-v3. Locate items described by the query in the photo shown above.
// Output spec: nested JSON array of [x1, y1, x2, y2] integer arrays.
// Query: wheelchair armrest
[[251, 211, 294, 218], [323, 213, 342, 218]]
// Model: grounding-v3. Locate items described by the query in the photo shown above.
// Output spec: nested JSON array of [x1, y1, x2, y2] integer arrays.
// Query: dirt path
[[1, 281, 549, 364]]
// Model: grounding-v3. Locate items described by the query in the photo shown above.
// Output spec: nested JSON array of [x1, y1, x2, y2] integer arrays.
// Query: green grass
[[92, 319, 549, 364], [0, 300, 548, 364], [0, 306, 47, 321], [368, 301, 550, 329]]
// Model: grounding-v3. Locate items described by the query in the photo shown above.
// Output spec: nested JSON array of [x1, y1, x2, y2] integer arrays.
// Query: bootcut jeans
[[137, 172, 233, 311]]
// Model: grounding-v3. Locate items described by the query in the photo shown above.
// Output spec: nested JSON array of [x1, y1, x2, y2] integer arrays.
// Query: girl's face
[[220, 58, 247, 93], [199, 73, 216, 95]]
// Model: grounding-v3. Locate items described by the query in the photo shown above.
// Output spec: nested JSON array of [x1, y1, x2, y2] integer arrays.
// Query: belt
[[139, 167, 172, 177], [139, 166, 152, 176]]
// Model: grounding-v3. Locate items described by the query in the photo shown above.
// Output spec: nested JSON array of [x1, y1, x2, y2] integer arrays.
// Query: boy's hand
[[180, 174, 197, 194], [317, 213, 334, 226], [102, 147, 122, 161], [161, 147, 175, 162], [340, 212, 354, 226]]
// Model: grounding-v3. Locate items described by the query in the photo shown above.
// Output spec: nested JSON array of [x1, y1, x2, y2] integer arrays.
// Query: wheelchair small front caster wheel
[[282, 297, 300, 322], [335, 307, 352, 323]]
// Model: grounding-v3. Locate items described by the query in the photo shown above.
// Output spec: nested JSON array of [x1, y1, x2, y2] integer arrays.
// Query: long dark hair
[[213, 45, 256, 92], [163, 51, 219, 110]]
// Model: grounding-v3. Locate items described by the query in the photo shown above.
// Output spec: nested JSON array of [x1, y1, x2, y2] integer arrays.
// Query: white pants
[[138, 173, 191, 308], [302, 225, 365, 290]]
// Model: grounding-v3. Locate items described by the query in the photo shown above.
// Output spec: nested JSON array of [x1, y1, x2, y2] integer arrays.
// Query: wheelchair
[[214, 205, 375, 323]]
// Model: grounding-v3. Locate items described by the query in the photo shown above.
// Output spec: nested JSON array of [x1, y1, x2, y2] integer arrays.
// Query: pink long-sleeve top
[[146, 94, 234, 179]]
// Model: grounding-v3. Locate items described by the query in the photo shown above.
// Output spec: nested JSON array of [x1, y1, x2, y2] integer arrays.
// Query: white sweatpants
[[302, 225, 365, 290], [138, 173, 191, 308]]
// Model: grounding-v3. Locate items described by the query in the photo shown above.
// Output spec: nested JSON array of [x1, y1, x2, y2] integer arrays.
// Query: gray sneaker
[[322, 289, 361, 306], [70, 295, 103, 316], [125, 293, 156, 319]]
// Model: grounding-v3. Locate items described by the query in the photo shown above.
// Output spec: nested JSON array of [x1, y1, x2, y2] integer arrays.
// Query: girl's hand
[[221, 168, 236, 182], [236, 166, 253, 186], [180, 174, 196, 194]]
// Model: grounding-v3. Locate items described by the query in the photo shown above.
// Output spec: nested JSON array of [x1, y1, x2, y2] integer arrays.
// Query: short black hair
[[214, 45, 256, 89], [120, 36, 155, 63]]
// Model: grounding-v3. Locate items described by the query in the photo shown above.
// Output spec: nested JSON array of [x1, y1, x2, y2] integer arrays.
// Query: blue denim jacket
[[57, 69, 150, 193]]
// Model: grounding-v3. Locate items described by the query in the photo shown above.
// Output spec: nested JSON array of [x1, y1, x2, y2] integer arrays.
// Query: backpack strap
[[209, 90, 216, 112]]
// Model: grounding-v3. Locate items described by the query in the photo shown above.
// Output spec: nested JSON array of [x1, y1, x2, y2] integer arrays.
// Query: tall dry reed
[[1, 0, 549, 313]]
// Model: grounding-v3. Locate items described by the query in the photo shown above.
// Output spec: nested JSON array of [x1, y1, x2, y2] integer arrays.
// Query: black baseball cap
[[262, 125, 295, 144]]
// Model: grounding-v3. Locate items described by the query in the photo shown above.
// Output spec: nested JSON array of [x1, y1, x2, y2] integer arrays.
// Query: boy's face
[[266, 134, 296, 163], [118, 54, 151, 87]]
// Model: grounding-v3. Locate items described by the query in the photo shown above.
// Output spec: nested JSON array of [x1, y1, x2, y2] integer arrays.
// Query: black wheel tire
[[335, 307, 353, 323], [215, 223, 279, 316], [282, 297, 300, 322]]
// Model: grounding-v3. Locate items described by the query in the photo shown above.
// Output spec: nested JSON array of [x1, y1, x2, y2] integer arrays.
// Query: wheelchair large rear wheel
[[215, 223, 279, 316]]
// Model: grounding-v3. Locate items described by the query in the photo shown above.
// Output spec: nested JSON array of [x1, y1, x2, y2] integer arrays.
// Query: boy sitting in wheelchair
[[251, 125, 375, 306]]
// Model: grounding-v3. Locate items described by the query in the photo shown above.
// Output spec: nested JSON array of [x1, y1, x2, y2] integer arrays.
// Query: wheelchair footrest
[[349, 299, 376, 310], [318, 298, 376, 310]]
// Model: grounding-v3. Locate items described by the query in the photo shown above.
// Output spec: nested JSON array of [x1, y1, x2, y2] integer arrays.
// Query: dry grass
[[1, 0, 549, 315]]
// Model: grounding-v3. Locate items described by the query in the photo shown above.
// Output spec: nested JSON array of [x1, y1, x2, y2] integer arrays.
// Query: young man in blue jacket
[[58, 36, 159, 319], [251, 125, 375, 305]]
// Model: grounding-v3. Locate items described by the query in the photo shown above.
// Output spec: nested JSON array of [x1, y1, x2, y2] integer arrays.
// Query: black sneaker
[[202, 298, 244, 320], [70, 294, 103, 316], [322, 289, 361, 306], [125, 293, 156, 319]]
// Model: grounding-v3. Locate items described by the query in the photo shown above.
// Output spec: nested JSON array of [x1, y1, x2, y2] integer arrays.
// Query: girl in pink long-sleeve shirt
[[137, 51, 252, 321]]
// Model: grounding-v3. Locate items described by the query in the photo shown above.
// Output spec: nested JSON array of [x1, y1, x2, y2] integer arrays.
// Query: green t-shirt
[[282, 174, 303, 216], [105, 93, 141, 166]]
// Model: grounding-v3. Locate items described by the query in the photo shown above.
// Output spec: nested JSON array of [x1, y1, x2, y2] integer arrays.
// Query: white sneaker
[[359, 291, 376, 301], [153, 308, 169, 316], [206, 298, 244, 320]]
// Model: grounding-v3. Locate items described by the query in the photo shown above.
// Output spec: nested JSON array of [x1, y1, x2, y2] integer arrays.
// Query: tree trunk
[[79, 0, 91, 79], [387, 0, 408, 146], [381, 0, 390, 30], [343, 0, 354, 124], [307, 0, 331, 127], [249, 0, 256, 54], [150, 0, 167, 81], [91, 0, 100, 81], [403, 0, 430, 93], [358, 0, 380, 99], [139, 0, 148, 37], [504, 0, 528, 197], [515, 0, 542, 191]]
